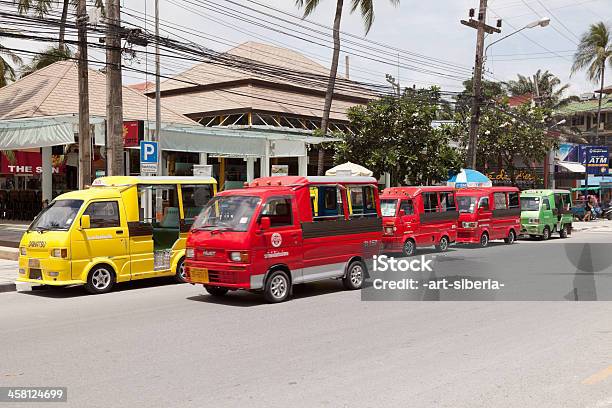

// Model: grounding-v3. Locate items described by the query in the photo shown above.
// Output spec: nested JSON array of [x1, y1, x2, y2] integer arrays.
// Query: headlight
[[462, 222, 478, 228], [384, 226, 395, 235], [186, 248, 195, 259], [50, 248, 68, 258], [529, 218, 539, 224], [229, 251, 249, 263], [19, 246, 26, 256]]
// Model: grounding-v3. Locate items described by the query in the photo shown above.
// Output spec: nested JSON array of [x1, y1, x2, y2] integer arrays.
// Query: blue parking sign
[[140, 141, 159, 173]]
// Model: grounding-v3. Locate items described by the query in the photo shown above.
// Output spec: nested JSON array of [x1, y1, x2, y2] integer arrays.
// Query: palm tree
[[296, 0, 400, 175], [0, 37, 23, 87], [505, 70, 579, 110], [571, 22, 612, 144], [20, 46, 72, 78]]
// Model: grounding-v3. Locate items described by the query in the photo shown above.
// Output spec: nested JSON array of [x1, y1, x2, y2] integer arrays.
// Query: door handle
[[116, 230, 124, 234]]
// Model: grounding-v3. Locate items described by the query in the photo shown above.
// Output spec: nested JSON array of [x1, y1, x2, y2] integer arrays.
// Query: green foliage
[[0, 38, 23, 88], [296, 0, 399, 33], [571, 22, 612, 83], [335, 87, 462, 185], [505, 70, 579, 109], [450, 102, 557, 183]]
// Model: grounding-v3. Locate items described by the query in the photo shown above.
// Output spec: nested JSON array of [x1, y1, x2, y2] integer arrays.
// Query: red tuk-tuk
[[380, 186, 458, 256], [185, 176, 382, 303], [455, 187, 521, 247]]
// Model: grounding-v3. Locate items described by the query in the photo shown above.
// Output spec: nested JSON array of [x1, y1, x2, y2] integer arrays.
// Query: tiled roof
[[595, 85, 612, 94], [0, 61, 196, 125], [555, 96, 612, 115]]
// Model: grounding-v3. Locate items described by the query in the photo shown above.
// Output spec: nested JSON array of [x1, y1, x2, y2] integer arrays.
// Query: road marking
[[582, 365, 612, 385]]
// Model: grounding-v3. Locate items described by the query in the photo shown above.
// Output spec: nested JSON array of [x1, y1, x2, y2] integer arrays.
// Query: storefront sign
[[123, 121, 144, 148], [585, 146, 609, 175], [0, 151, 64, 174], [485, 168, 542, 188]]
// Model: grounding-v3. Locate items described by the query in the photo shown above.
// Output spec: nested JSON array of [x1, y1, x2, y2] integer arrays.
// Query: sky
[[3, 0, 611, 97]]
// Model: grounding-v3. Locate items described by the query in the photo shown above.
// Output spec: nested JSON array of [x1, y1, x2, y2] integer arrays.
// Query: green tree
[[455, 78, 505, 115], [571, 22, 612, 141], [20, 46, 72, 78], [505, 69, 579, 109], [296, 0, 400, 175], [336, 87, 462, 185], [451, 102, 557, 184], [0, 35, 23, 87]]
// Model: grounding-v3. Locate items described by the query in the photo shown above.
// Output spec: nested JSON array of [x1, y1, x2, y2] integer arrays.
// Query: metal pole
[[466, 0, 488, 170], [76, 0, 91, 189], [154, 0, 161, 176]]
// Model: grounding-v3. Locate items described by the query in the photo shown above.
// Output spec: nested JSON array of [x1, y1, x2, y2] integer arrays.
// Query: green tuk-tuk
[[520, 189, 573, 240]]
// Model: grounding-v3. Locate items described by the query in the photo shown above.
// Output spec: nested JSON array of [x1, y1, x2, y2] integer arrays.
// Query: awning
[[557, 162, 585, 173]]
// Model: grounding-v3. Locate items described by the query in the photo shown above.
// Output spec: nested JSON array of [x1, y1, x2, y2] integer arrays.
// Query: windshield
[[380, 199, 398, 217], [192, 195, 261, 232], [457, 196, 477, 213], [521, 197, 540, 211], [29, 199, 83, 231]]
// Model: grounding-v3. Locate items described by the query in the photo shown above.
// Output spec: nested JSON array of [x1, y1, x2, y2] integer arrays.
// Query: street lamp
[[484, 17, 550, 61]]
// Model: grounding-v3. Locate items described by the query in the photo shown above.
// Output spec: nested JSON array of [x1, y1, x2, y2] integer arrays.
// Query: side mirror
[[80, 214, 91, 229], [398, 209, 406, 217], [259, 216, 271, 230], [479, 205, 488, 212]]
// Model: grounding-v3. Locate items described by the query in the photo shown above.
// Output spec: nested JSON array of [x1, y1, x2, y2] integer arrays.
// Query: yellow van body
[[17, 176, 217, 293]]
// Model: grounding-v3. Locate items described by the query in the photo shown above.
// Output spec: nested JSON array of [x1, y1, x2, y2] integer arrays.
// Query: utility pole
[[461, 1, 500, 169], [345, 55, 349, 80], [154, 0, 161, 175], [76, 0, 91, 189], [106, 0, 124, 176]]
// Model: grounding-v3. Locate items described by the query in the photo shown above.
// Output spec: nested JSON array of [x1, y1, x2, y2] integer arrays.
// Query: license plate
[[29, 269, 42, 280], [28, 259, 40, 268], [189, 267, 209, 284]]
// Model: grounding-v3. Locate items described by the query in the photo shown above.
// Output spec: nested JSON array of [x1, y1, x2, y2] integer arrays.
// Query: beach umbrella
[[447, 168, 492, 188], [325, 162, 373, 177]]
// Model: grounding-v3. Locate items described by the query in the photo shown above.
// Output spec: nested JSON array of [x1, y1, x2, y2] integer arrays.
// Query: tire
[[343, 260, 365, 290], [85, 265, 115, 294], [504, 229, 516, 244], [559, 224, 568, 238], [204, 285, 229, 297], [174, 258, 187, 283], [541, 226, 550, 241], [435, 236, 450, 252], [478, 232, 489, 248], [607, 213, 612, 220], [402, 239, 416, 257], [264, 270, 291, 303]]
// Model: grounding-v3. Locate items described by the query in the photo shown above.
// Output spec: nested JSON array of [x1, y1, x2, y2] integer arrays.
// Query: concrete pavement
[[1, 231, 612, 407]]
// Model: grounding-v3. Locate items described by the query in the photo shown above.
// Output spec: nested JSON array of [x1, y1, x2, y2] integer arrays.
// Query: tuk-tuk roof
[[521, 189, 570, 196], [381, 186, 454, 198], [455, 186, 520, 196], [247, 176, 378, 188], [55, 187, 123, 201], [91, 176, 217, 187]]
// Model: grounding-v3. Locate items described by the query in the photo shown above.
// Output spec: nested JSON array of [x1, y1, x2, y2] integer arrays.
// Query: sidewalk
[[572, 219, 612, 233], [0, 260, 18, 292]]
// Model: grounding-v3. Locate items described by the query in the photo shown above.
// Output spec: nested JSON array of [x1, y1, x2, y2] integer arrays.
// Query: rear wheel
[[559, 224, 568, 238], [504, 229, 516, 244], [402, 239, 416, 257], [541, 226, 551, 241], [479, 232, 489, 248], [264, 270, 291, 303], [204, 285, 229, 297], [85, 265, 115, 294], [435, 236, 449, 252], [343, 260, 365, 290], [174, 258, 187, 283]]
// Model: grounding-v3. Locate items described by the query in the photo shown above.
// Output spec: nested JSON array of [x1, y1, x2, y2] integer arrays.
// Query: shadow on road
[[186, 280, 348, 307], [20, 277, 181, 298]]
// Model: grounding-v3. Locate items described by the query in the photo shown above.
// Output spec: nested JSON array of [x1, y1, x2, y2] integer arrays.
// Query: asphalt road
[[1, 232, 612, 408]]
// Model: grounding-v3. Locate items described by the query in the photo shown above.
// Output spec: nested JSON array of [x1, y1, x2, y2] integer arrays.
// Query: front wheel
[[479, 232, 489, 248], [504, 229, 516, 244], [264, 270, 291, 303], [85, 265, 115, 294], [204, 285, 229, 297], [174, 258, 187, 283], [435, 236, 450, 252], [541, 226, 551, 241], [343, 260, 365, 290], [402, 239, 416, 257], [559, 224, 569, 238]]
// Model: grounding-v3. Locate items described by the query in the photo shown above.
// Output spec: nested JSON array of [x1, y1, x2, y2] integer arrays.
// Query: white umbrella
[[325, 162, 373, 177]]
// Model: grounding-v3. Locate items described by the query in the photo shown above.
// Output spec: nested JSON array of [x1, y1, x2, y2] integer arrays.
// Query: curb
[[0, 282, 16, 293]]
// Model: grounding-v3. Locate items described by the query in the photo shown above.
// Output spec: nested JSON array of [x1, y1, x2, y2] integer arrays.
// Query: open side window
[[83, 201, 120, 228], [348, 185, 377, 217], [310, 185, 344, 221], [260, 197, 293, 228]]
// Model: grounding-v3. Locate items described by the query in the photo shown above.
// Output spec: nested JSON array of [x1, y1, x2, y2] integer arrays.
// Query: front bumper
[[17, 256, 81, 286], [455, 228, 480, 243], [521, 224, 543, 235], [382, 235, 403, 251], [185, 259, 257, 290]]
